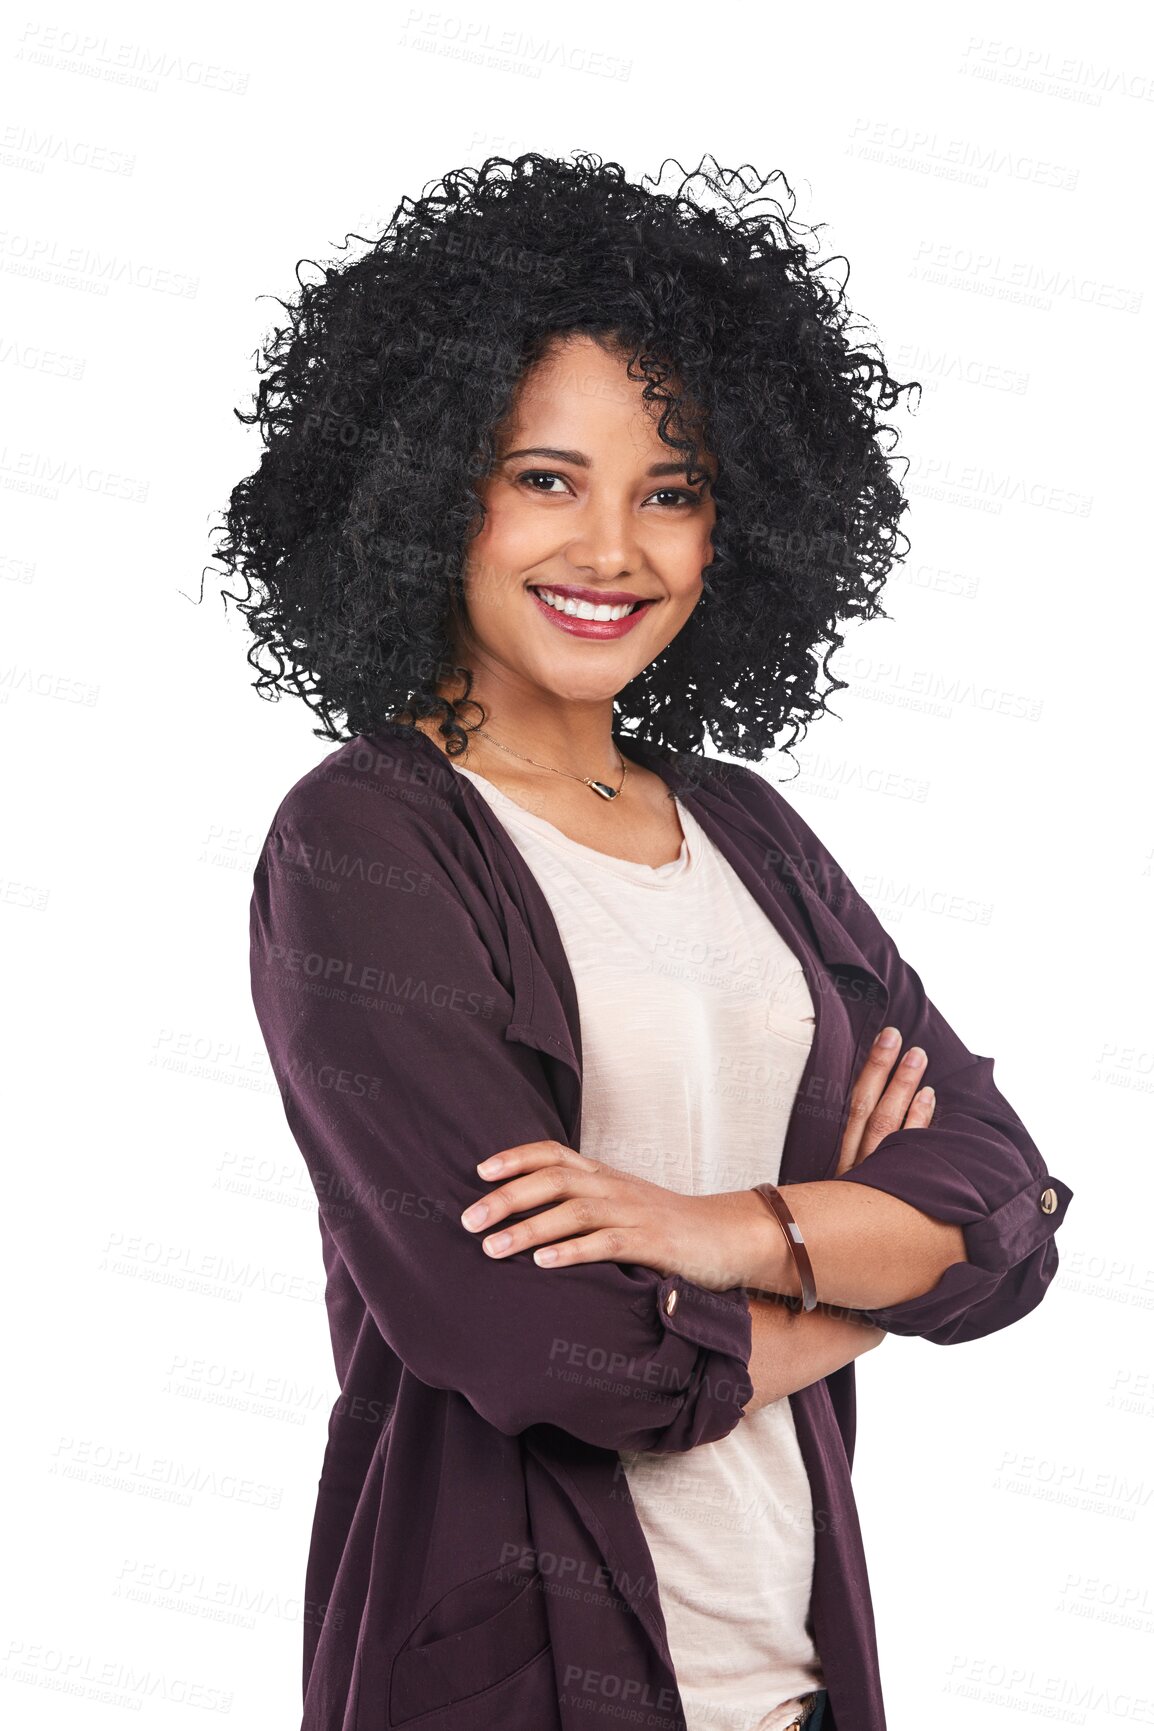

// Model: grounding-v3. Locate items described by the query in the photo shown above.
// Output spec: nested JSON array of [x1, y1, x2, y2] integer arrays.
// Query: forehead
[[503, 335, 714, 460]]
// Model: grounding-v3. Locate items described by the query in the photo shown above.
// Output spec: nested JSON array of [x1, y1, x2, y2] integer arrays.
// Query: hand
[[459, 1141, 760, 1292], [834, 1024, 935, 1177]]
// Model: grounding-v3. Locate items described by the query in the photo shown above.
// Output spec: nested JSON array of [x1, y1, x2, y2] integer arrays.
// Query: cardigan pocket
[[763, 1004, 817, 1047], [388, 1559, 551, 1725]]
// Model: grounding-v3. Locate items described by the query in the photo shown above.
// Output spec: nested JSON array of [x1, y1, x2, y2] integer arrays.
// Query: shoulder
[[252, 730, 493, 925], [250, 734, 519, 997], [668, 744, 810, 841], [726, 758, 808, 840], [669, 746, 847, 904], [263, 729, 467, 851]]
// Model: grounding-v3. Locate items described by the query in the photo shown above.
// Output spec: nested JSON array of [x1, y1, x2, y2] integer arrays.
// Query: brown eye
[[515, 470, 569, 494]]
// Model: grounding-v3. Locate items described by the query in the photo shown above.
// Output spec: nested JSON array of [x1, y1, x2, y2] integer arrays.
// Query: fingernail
[[477, 1156, 503, 1175], [484, 1232, 512, 1255], [921, 1087, 935, 1103], [461, 1203, 488, 1228], [877, 1027, 900, 1048], [902, 1047, 925, 1068]]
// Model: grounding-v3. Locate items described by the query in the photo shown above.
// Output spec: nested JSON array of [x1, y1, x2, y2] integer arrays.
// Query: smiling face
[[445, 332, 717, 714]]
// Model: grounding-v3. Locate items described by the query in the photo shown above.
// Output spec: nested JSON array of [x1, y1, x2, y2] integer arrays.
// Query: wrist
[[733, 1187, 800, 1297]]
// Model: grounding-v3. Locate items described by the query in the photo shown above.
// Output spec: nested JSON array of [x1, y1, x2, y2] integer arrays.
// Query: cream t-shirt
[[453, 764, 826, 1731]]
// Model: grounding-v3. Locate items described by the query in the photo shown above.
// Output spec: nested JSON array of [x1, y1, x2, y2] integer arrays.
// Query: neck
[[418, 681, 623, 782], [476, 720, 621, 780]]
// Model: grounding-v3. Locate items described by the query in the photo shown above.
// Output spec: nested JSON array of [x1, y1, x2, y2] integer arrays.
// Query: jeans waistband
[[782, 1687, 829, 1731]]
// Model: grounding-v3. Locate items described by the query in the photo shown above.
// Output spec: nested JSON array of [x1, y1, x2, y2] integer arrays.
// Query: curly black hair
[[209, 150, 920, 768]]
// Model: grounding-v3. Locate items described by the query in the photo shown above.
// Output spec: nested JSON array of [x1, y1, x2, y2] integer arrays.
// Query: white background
[[3, 1, 1150, 1725]]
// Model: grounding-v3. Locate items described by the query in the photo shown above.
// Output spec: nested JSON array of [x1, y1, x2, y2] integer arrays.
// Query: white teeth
[[533, 588, 640, 622]]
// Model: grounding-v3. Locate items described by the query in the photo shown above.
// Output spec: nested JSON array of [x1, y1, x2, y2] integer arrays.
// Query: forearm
[[738, 1180, 969, 1311], [741, 1292, 885, 1415]]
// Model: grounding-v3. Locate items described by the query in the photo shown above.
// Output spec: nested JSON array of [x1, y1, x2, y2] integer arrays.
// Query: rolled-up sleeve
[[249, 788, 753, 1451], [758, 777, 1074, 1346]]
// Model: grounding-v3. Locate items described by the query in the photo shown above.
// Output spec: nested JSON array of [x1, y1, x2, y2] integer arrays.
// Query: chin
[[525, 662, 643, 705]]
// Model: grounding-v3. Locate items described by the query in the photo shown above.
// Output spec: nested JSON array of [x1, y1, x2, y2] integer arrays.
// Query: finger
[[847, 1081, 935, 1172], [477, 1195, 612, 1261], [902, 1085, 935, 1129], [532, 1224, 632, 1269], [461, 1161, 590, 1234], [859, 1047, 929, 1159], [476, 1139, 601, 1180], [836, 1026, 905, 1173]]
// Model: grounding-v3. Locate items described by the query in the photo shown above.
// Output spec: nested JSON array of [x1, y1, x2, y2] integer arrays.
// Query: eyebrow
[[498, 446, 714, 480]]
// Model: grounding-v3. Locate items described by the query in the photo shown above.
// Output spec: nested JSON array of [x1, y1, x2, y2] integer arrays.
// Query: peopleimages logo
[[284, 1057, 382, 1100], [262, 942, 495, 1018], [272, 831, 432, 893]]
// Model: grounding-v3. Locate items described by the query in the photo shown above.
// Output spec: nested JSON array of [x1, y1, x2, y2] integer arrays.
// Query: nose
[[563, 490, 643, 579]]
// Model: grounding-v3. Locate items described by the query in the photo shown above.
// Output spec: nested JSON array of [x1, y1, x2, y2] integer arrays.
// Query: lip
[[527, 584, 657, 641], [532, 582, 652, 607]]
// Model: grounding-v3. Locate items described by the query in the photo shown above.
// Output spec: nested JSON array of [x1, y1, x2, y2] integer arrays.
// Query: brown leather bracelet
[[750, 1182, 818, 1312]]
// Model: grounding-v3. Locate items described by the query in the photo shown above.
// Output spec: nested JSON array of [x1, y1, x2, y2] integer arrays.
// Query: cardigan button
[[1040, 1186, 1058, 1213], [664, 1288, 679, 1316]]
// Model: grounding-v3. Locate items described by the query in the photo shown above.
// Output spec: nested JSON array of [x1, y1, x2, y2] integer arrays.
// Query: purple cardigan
[[248, 724, 1073, 1731]]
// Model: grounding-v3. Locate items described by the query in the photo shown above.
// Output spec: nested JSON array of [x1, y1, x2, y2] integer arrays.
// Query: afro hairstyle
[[211, 150, 920, 770]]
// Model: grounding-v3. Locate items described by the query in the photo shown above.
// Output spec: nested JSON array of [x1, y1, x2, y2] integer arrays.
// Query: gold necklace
[[471, 728, 629, 801]]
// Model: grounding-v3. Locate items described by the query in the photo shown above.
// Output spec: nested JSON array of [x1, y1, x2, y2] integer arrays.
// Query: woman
[[221, 153, 1072, 1731]]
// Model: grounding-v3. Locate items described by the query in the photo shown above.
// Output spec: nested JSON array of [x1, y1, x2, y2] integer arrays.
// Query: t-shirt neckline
[[449, 762, 696, 886]]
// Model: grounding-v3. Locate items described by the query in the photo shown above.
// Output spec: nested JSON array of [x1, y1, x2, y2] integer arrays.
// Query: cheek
[[469, 502, 538, 578], [679, 580, 705, 620], [674, 534, 711, 604], [462, 524, 536, 626], [680, 514, 714, 571]]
